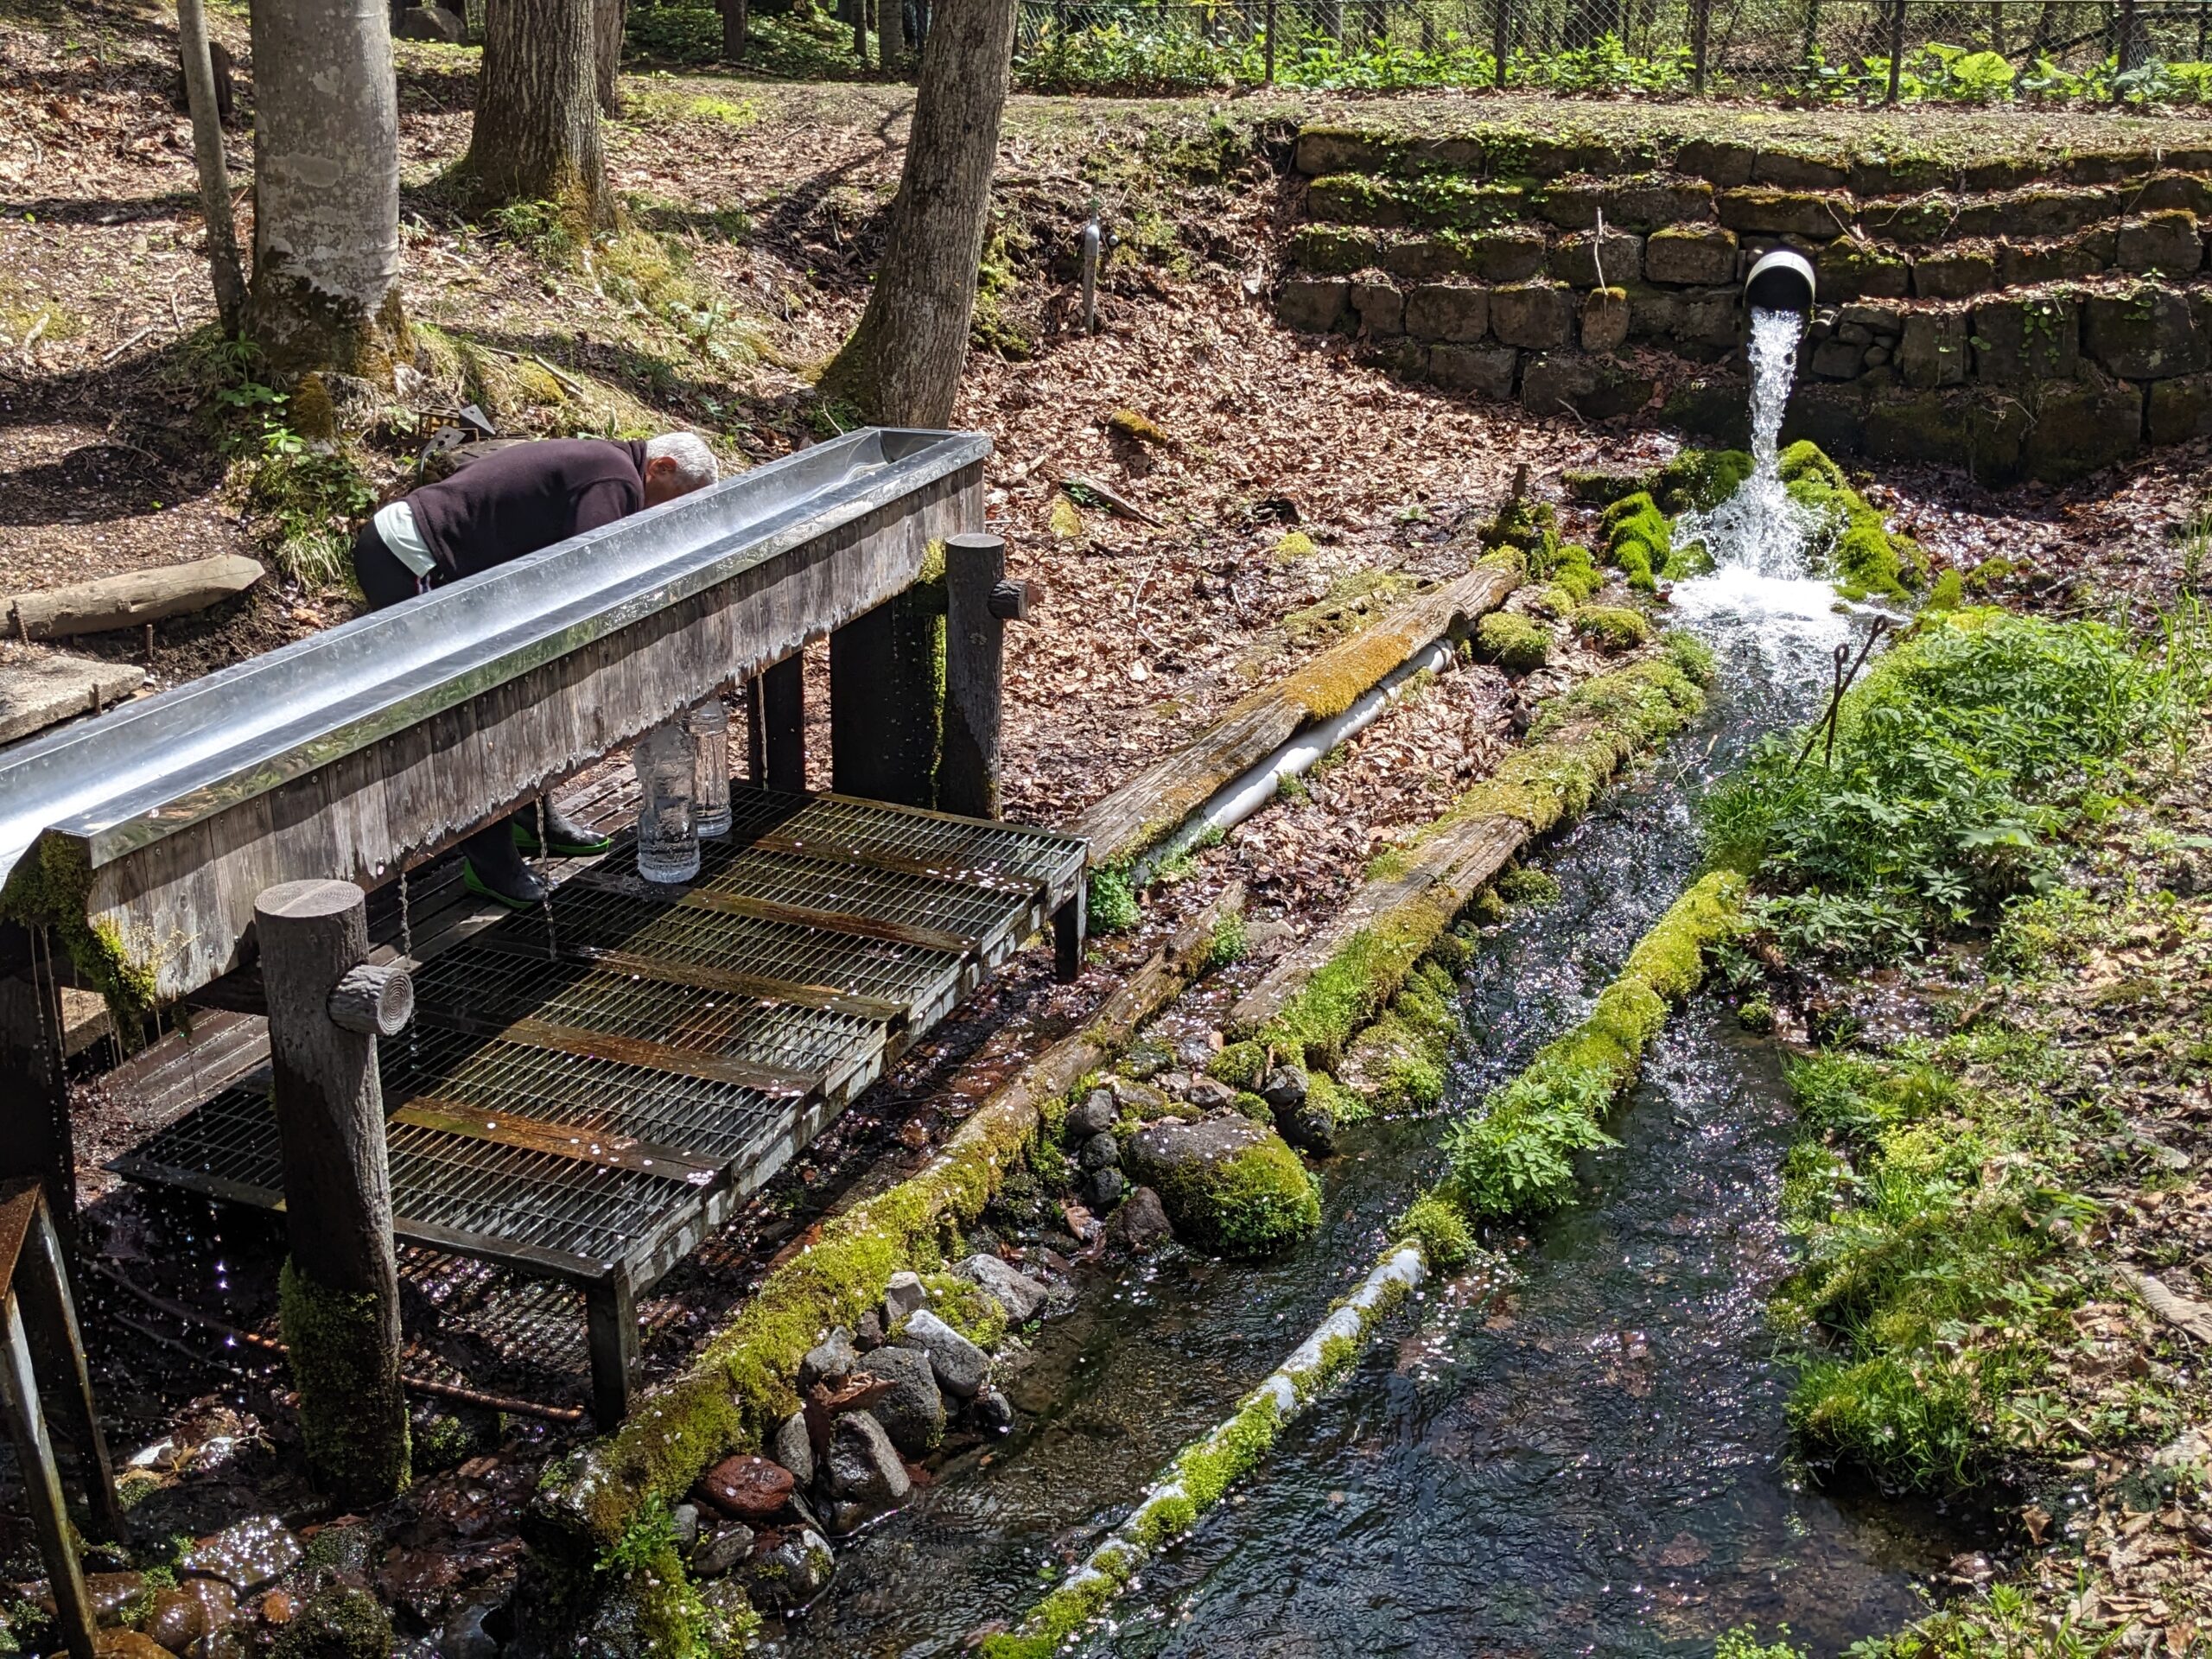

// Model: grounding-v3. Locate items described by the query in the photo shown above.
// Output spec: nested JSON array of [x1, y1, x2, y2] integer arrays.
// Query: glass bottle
[[690, 695, 733, 838], [633, 719, 700, 883]]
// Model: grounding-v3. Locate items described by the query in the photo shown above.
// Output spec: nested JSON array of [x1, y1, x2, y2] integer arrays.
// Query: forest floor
[[4, 0, 2212, 1652]]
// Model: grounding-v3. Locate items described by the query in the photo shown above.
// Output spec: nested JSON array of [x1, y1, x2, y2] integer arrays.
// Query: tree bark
[[819, 0, 1014, 425], [245, 0, 404, 374], [719, 0, 747, 59], [463, 0, 617, 229], [177, 0, 245, 331], [594, 0, 626, 116]]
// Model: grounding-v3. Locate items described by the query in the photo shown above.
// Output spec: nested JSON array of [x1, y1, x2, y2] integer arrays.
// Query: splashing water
[[1678, 308, 1818, 580]]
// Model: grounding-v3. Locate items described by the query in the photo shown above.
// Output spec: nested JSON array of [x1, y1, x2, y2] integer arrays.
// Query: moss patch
[[1575, 604, 1654, 652], [279, 1261, 410, 1504], [1778, 440, 1924, 600], [1149, 1131, 1322, 1256], [1476, 611, 1550, 672], [1599, 492, 1669, 591]]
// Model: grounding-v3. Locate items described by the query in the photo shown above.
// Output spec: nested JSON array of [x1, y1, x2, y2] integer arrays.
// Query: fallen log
[[5, 553, 265, 640], [1073, 552, 1520, 868]]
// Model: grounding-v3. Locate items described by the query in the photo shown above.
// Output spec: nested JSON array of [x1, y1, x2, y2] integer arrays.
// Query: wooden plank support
[[830, 585, 942, 810], [754, 656, 806, 795], [257, 879, 410, 1505], [0, 1286, 96, 1659], [1054, 885, 1087, 985], [1071, 556, 1518, 868], [584, 1270, 639, 1427], [939, 531, 1012, 821]]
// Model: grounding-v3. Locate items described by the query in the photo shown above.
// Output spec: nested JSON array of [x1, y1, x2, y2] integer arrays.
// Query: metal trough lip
[[0, 427, 989, 893]]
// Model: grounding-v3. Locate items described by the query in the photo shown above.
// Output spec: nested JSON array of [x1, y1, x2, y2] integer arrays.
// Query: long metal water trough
[[0, 428, 1090, 1422]]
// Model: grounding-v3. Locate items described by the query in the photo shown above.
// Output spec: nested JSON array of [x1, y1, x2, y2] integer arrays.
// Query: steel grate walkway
[[111, 785, 1086, 1421]]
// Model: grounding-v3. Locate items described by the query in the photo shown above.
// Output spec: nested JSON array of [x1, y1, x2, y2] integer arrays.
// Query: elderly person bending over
[[352, 432, 720, 909]]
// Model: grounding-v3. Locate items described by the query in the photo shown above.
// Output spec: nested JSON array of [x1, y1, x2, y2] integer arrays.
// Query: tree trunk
[[177, 0, 245, 331], [595, 0, 626, 116], [245, 0, 404, 373], [463, 0, 617, 229], [819, 0, 1014, 425], [720, 0, 747, 59]]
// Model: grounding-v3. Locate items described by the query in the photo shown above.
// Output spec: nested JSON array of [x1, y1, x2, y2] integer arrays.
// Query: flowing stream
[[771, 310, 1942, 1659]]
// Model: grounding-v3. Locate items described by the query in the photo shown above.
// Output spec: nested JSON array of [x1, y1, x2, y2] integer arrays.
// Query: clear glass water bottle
[[633, 719, 700, 884], [689, 695, 732, 838]]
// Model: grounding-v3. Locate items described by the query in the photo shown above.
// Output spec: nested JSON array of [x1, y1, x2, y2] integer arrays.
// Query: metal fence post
[[1493, 0, 1509, 86], [1692, 0, 1710, 92], [1265, 0, 1277, 80], [2118, 0, 2140, 76], [1885, 0, 1905, 103]]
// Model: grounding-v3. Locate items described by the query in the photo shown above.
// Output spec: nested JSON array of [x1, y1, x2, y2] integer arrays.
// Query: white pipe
[[1133, 633, 1456, 885]]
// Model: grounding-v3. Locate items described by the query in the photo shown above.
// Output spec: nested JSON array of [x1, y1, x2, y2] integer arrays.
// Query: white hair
[[645, 431, 720, 492]]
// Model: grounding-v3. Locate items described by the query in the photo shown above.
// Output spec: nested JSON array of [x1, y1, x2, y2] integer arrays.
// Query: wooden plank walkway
[[109, 785, 1085, 1423]]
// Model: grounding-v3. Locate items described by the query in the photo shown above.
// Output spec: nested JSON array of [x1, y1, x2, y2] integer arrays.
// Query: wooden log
[[327, 963, 413, 1037], [0, 1281, 97, 1659], [3, 1185, 124, 1546], [1073, 556, 1518, 868], [755, 657, 806, 794], [830, 585, 941, 810], [4, 554, 264, 640], [939, 533, 1007, 821], [0, 960, 73, 1230], [257, 879, 409, 1504]]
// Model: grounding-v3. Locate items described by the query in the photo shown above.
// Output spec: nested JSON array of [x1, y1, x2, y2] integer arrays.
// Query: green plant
[[1717, 1627, 1808, 1659], [1090, 868, 1141, 933], [1207, 909, 1250, 969]]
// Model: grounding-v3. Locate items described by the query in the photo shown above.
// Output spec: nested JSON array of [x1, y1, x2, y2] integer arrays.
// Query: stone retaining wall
[[1276, 122, 2212, 482]]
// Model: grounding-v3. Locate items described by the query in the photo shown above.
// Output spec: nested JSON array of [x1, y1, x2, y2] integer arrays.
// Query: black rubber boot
[[512, 799, 613, 857], [461, 817, 550, 910]]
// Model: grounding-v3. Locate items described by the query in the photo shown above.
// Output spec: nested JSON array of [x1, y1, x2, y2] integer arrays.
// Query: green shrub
[[1476, 611, 1551, 673], [1090, 867, 1141, 932], [1397, 1192, 1476, 1270]]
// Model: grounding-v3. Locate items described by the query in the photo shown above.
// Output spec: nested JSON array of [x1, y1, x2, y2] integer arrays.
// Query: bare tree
[[595, 0, 626, 116], [245, 0, 404, 372], [820, 0, 1015, 424], [462, 0, 616, 228], [176, 0, 245, 331]]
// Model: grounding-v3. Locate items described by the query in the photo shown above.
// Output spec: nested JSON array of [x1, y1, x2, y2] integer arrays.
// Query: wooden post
[[830, 586, 943, 810], [1492, 0, 1509, 86], [0, 940, 73, 1233], [1691, 0, 1709, 91], [2117, 0, 2139, 76], [940, 533, 1024, 821], [1264, 0, 1276, 79], [755, 656, 807, 794], [584, 1270, 639, 1426], [1885, 0, 1905, 102], [257, 879, 410, 1506], [1053, 879, 1087, 983]]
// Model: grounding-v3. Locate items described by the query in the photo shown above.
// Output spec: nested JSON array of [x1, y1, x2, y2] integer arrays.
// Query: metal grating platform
[[111, 785, 1086, 1421]]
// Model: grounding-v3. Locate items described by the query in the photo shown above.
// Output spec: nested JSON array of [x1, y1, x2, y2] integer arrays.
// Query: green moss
[[1575, 605, 1653, 652], [1207, 908, 1250, 968], [1777, 441, 1921, 600], [1599, 491, 1670, 591], [1152, 1133, 1322, 1257], [1206, 1039, 1268, 1090], [1653, 447, 1754, 513], [1522, 582, 1579, 621], [1442, 871, 1745, 1218], [1924, 569, 1964, 611], [0, 838, 162, 1029], [1548, 542, 1603, 600], [1089, 866, 1141, 932], [1475, 611, 1550, 673], [1229, 1090, 1272, 1122], [279, 1261, 409, 1503], [918, 1273, 1010, 1348], [1286, 223, 1382, 274], [1496, 865, 1562, 906], [268, 1588, 391, 1659], [1398, 1192, 1476, 1271], [1305, 1067, 1370, 1127]]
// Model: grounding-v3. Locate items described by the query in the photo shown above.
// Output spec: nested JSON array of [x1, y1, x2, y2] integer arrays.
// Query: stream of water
[[772, 311, 1938, 1659]]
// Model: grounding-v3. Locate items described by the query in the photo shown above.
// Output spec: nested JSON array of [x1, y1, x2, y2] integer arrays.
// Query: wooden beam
[[0, 1287, 96, 1659], [584, 1270, 639, 1427], [758, 655, 806, 795], [939, 532, 1007, 821], [0, 948, 74, 1230], [830, 585, 942, 809]]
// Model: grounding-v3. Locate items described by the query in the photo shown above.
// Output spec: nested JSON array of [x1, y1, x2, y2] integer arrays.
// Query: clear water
[[633, 719, 702, 883], [1676, 309, 1821, 588], [769, 327, 1912, 1659]]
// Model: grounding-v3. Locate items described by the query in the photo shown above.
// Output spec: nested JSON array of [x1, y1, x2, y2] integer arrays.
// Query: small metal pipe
[[1744, 247, 1817, 313]]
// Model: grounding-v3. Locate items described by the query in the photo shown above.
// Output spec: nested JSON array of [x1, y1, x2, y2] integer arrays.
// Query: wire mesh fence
[[1011, 0, 2212, 98]]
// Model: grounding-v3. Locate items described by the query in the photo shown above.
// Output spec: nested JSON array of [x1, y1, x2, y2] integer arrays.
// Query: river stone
[[797, 1327, 857, 1393], [771, 1409, 814, 1487], [668, 1501, 702, 1554], [1108, 1185, 1174, 1249], [741, 1528, 836, 1612], [973, 1386, 1015, 1433], [395, 3, 466, 41], [823, 1411, 912, 1512], [181, 1516, 303, 1592], [855, 1309, 885, 1350], [1124, 1115, 1321, 1258], [1066, 1087, 1119, 1139], [86, 1634, 168, 1657], [1275, 1095, 1340, 1156], [180, 1576, 238, 1639], [690, 1521, 755, 1579], [698, 1453, 794, 1521], [1077, 1130, 1122, 1173], [265, 1587, 388, 1658], [1259, 1066, 1307, 1110], [857, 1344, 943, 1453], [1183, 1076, 1238, 1111], [143, 1586, 206, 1649], [439, 1596, 505, 1659], [896, 1308, 989, 1399], [955, 1253, 1049, 1323], [1085, 1166, 1127, 1208], [883, 1270, 927, 1324]]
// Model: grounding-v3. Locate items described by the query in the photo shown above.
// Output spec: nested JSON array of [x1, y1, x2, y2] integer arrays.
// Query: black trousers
[[349, 521, 526, 881]]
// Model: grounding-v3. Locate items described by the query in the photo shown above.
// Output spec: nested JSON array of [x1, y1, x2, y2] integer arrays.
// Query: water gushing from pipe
[[1678, 308, 1816, 581]]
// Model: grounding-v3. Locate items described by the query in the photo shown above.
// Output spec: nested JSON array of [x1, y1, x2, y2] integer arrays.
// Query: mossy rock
[[1776, 440, 1922, 599], [1598, 492, 1669, 592], [1576, 605, 1653, 652], [1496, 865, 1562, 906], [1123, 1116, 1321, 1258], [918, 1273, 1009, 1350], [1206, 1039, 1268, 1091], [269, 1589, 391, 1659], [1543, 542, 1603, 601], [1651, 448, 1752, 514], [1396, 1192, 1475, 1271], [1475, 612, 1550, 674]]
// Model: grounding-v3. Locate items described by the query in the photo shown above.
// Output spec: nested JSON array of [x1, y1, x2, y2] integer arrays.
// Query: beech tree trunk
[[595, 0, 626, 116], [820, 0, 1014, 425], [464, 0, 617, 229], [720, 0, 747, 59], [245, 0, 404, 373], [177, 0, 245, 331]]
